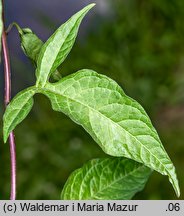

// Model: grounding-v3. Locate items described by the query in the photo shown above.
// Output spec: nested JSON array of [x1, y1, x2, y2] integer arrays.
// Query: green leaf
[[35, 3, 95, 87], [6, 23, 43, 67], [17, 25, 62, 81], [61, 158, 152, 200], [8, 22, 61, 80], [3, 87, 36, 143], [40, 69, 180, 197], [20, 28, 43, 67]]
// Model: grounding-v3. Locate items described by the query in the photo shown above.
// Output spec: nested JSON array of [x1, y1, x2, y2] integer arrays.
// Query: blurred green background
[[0, 0, 184, 199]]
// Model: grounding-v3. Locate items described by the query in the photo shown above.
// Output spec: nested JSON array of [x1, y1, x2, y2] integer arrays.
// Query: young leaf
[[61, 158, 152, 200], [35, 3, 95, 87], [3, 87, 36, 143], [6, 23, 43, 66], [16, 25, 62, 81], [39, 69, 180, 197], [20, 28, 43, 67]]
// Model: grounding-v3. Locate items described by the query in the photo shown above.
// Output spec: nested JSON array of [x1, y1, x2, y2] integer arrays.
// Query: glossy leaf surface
[[61, 158, 152, 200], [40, 69, 180, 197], [36, 3, 95, 87], [2, 4, 180, 198]]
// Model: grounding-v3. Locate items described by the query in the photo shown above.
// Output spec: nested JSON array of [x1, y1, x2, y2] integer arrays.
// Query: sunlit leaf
[[35, 3, 95, 87], [40, 69, 180, 197], [2, 3, 180, 199], [61, 158, 152, 200]]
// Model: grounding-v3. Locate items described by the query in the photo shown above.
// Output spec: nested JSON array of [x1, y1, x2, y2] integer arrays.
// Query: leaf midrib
[[36, 13, 86, 87], [77, 159, 149, 200], [41, 86, 168, 176], [4, 90, 34, 137], [89, 164, 149, 200]]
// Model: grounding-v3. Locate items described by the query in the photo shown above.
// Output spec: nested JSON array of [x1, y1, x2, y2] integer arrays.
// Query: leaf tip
[[3, 115, 8, 144], [90, 3, 96, 7], [3, 124, 8, 144], [175, 184, 180, 198], [168, 170, 180, 198], [177, 190, 180, 198], [3, 133, 8, 144], [85, 3, 96, 11]]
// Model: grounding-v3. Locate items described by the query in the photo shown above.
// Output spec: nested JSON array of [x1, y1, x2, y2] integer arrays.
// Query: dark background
[[0, 0, 184, 199]]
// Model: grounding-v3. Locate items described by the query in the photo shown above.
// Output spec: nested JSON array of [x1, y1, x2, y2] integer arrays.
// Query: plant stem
[[1, 0, 16, 200]]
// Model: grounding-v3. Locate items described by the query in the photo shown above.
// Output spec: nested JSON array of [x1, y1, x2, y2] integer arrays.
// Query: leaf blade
[[40, 69, 180, 196], [61, 158, 152, 200], [3, 87, 36, 143], [16, 26, 62, 81], [36, 3, 95, 87]]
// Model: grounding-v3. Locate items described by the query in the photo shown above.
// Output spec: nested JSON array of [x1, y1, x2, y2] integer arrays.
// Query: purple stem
[[1, 0, 16, 200]]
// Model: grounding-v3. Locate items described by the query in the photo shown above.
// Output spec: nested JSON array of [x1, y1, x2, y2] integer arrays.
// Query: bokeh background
[[0, 0, 184, 199]]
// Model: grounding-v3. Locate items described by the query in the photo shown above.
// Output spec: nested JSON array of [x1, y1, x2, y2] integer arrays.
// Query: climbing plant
[[1, 3, 180, 200]]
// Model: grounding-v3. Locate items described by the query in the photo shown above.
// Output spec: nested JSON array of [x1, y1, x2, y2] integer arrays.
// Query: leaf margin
[[61, 157, 152, 200], [35, 3, 95, 87], [3, 86, 36, 143], [39, 69, 180, 197]]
